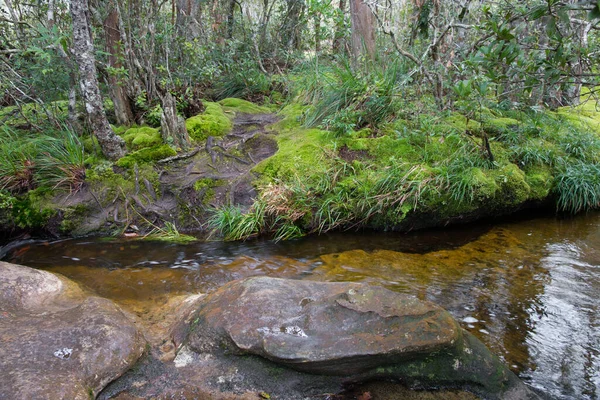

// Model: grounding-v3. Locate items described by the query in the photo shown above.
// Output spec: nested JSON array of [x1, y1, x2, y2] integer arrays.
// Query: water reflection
[[4, 212, 600, 400]]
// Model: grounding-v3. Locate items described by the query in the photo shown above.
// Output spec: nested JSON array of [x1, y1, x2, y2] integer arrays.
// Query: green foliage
[[0, 126, 85, 193], [145, 105, 163, 128], [213, 67, 273, 101], [208, 205, 264, 241], [0, 190, 16, 210], [185, 102, 232, 141], [301, 60, 405, 134], [554, 161, 600, 213]]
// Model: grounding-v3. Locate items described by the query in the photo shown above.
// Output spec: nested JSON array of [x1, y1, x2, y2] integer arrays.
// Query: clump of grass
[[0, 126, 86, 193], [557, 127, 600, 162], [554, 161, 600, 214], [36, 129, 86, 192], [207, 204, 265, 241], [302, 59, 406, 135], [143, 221, 197, 243]]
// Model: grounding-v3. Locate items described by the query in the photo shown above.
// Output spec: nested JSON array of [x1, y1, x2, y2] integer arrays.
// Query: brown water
[[4, 212, 600, 400]]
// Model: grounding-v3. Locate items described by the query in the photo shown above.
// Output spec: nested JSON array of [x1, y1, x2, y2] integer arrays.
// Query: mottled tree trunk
[[176, 0, 202, 40], [70, 0, 125, 160], [160, 92, 190, 150], [349, 0, 375, 61], [282, 0, 304, 52], [104, 6, 134, 126]]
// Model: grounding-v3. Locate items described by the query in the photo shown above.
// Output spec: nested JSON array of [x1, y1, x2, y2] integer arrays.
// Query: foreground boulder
[[185, 277, 536, 400], [0, 262, 145, 400]]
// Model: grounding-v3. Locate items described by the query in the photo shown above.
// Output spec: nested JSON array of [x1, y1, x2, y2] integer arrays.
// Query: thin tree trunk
[[70, 0, 125, 160], [104, 6, 134, 126], [349, 0, 376, 61], [227, 0, 236, 39], [160, 92, 190, 150], [314, 10, 321, 53], [332, 0, 346, 53]]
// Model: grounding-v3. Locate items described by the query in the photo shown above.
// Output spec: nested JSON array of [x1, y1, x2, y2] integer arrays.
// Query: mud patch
[[338, 145, 370, 163]]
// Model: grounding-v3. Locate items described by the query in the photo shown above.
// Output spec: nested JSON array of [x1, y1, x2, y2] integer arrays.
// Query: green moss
[[112, 125, 129, 135], [121, 126, 162, 150], [186, 102, 233, 141], [555, 107, 600, 134], [490, 163, 531, 207], [219, 98, 273, 114], [253, 128, 329, 182], [524, 166, 553, 200], [273, 104, 307, 130], [193, 178, 224, 205], [444, 113, 482, 132], [483, 117, 521, 135], [82, 135, 101, 153], [11, 189, 56, 229], [115, 145, 176, 168], [59, 204, 91, 233]]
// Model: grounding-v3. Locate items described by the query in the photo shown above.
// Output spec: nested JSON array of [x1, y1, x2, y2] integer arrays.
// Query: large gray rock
[[186, 277, 537, 400], [0, 262, 145, 400]]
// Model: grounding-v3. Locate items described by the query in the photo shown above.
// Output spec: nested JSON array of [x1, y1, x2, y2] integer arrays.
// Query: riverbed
[[4, 212, 599, 400]]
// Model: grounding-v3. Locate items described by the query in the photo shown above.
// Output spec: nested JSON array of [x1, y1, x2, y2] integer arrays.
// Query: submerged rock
[[0, 262, 145, 400], [186, 277, 537, 400]]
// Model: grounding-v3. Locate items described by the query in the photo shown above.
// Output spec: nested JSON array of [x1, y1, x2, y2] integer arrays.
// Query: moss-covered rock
[[524, 166, 553, 201], [121, 126, 162, 150], [186, 102, 233, 141], [116, 145, 177, 168], [491, 164, 531, 207]]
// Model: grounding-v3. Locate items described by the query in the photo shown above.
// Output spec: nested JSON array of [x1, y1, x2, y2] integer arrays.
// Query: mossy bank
[[1, 96, 599, 243]]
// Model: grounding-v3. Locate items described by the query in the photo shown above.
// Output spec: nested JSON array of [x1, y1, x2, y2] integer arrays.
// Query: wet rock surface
[[188, 277, 461, 375], [0, 262, 145, 400], [182, 277, 537, 400]]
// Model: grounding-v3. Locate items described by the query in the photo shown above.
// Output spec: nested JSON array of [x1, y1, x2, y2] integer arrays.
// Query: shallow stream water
[[4, 212, 600, 400]]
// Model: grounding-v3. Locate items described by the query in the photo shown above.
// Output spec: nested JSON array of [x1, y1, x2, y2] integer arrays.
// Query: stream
[[3, 211, 600, 400]]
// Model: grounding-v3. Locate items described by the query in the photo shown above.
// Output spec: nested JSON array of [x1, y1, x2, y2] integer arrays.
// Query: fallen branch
[[157, 148, 200, 164]]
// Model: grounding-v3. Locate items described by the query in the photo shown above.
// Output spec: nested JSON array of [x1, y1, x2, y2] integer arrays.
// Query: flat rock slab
[[186, 277, 538, 400], [189, 276, 460, 375], [0, 262, 145, 400]]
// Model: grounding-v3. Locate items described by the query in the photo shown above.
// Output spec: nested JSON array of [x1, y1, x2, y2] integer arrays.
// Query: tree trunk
[[332, 0, 347, 53], [104, 6, 134, 126], [282, 0, 304, 52], [226, 0, 236, 39], [70, 0, 125, 160], [349, 0, 376, 61], [176, 0, 202, 40], [314, 10, 321, 53], [160, 92, 190, 150]]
